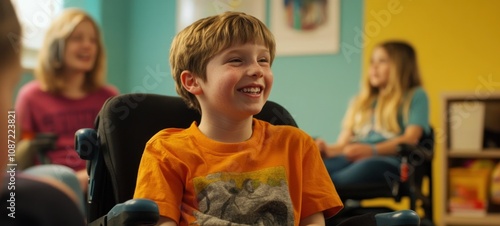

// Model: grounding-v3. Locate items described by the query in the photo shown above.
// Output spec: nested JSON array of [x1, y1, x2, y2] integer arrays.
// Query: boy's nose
[[249, 63, 264, 77]]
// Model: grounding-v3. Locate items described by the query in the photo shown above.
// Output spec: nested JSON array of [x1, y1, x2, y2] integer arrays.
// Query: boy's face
[[198, 42, 273, 119]]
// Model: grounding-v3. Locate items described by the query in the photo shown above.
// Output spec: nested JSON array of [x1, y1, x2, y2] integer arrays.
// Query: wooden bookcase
[[440, 92, 500, 226]]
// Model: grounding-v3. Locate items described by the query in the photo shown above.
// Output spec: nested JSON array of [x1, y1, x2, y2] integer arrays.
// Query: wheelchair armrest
[[395, 143, 433, 196], [75, 128, 99, 160], [107, 199, 159, 226], [87, 199, 159, 226], [397, 137, 436, 223], [375, 210, 420, 226], [336, 210, 420, 226], [397, 143, 433, 161], [74, 128, 100, 202], [33, 133, 58, 153]]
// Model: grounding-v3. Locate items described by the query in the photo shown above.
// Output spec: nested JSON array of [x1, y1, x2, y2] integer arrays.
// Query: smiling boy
[[134, 11, 343, 226]]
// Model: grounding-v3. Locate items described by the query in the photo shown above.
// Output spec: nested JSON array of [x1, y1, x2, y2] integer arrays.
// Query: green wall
[[271, 0, 363, 140], [124, 0, 176, 95], [101, 0, 130, 92]]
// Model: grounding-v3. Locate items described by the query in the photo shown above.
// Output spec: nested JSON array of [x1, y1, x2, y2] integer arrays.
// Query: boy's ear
[[180, 70, 203, 95]]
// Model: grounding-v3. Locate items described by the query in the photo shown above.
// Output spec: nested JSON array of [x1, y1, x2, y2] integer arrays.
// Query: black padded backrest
[[94, 93, 297, 215], [413, 127, 434, 184], [420, 127, 434, 153]]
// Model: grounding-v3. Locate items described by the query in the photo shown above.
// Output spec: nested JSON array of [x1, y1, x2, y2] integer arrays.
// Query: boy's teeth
[[241, 87, 261, 93]]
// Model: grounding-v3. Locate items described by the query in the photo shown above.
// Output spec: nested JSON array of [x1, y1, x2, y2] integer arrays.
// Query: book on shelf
[[449, 198, 487, 217], [448, 168, 491, 216]]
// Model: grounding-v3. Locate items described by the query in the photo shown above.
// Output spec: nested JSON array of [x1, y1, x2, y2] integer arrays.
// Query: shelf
[[441, 91, 500, 226], [448, 149, 500, 158], [443, 214, 500, 225]]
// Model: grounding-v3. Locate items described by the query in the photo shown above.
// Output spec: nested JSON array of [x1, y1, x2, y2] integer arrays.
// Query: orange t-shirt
[[134, 119, 343, 225]]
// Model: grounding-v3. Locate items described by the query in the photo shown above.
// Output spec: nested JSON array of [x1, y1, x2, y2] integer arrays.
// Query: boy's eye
[[258, 58, 269, 63], [228, 58, 242, 63]]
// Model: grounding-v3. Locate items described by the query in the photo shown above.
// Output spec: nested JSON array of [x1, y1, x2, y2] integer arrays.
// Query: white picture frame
[[270, 0, 340, 56]]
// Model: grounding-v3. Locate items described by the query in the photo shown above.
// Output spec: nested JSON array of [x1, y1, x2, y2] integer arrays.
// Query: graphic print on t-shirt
[[192, 166, 294, 225]]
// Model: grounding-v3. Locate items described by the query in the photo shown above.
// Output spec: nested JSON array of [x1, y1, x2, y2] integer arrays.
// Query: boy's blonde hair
[[170, 11, 276, 112], [344, 41, 422, 134], [0, 0, 21, 69], [35, 8, 106, 94]]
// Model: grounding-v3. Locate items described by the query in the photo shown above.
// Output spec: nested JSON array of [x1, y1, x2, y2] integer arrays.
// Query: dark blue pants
[[323, 156, 400, 187]]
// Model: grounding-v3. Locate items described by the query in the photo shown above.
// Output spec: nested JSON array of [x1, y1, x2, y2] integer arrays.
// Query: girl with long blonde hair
[[316, 41, 430, 187]]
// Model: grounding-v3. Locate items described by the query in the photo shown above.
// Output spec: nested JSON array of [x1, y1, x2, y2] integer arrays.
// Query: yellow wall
[[362, 0, 500, 224]]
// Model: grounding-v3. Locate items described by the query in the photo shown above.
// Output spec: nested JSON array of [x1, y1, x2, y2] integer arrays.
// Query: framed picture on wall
[[271, 0, 340, 56], [176, 0, 266, 32]]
